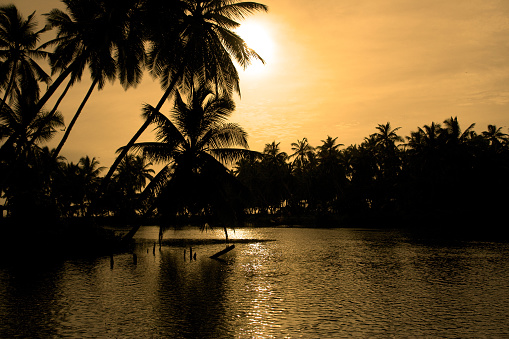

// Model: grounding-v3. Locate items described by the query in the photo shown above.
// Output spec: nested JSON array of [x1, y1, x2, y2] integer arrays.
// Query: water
[[1, 227, 509, 338]]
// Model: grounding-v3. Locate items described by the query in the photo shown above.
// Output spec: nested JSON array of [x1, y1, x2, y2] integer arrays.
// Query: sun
[[236, 20, 275, 74]]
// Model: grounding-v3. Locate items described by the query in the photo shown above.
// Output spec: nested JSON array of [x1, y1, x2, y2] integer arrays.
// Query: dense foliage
[[234, 121, 509, 231], [1, 4, 507, 239]]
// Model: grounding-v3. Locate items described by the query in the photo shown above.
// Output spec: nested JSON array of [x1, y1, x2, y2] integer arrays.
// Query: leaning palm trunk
[[121, 204, 156, 243], [0, 67, 16, 113], [52, 78, 98, 158], [102, 66, 185, 189], [46, 77, 73, 123], [33, 63, 76, 115]]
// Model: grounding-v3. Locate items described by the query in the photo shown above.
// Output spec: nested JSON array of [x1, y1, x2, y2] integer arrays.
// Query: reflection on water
[[1, 227, 509, 337]]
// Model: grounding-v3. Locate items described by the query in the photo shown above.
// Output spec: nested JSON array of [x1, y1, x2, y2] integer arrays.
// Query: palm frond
[[138, 163, 174, 204], [206, 122, 249, 150], [209, 147, 258, 164], [214, 2, 268, 21]]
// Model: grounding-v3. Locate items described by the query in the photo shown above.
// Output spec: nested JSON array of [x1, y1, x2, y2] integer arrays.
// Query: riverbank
[[0, 219, 125, 261], [1, 211, 507, 263]]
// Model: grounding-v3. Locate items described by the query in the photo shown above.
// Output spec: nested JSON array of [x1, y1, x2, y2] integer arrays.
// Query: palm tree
[[0, 86, 64, 161], [482, 124, 508, 149], [104, 0, 268, 187], [258, 141, 291, 214], [53, 155, 104, 217], [121, 81, 251, 239], [0, 87, 64, 220], [405, 122, 443, 154], [0, 5, 50, 112], [289, 137, 314, 170], [114, 154, 154, 193], [314, 136, 345, 213], [316, 136, 342, 162], [263, 141, 287, 161], [370, 122, 403, 152], [104, 154, 154, 218], [369, 122, 403, 181], [43, 0, 146, 158], [442, 116, 475, 145]]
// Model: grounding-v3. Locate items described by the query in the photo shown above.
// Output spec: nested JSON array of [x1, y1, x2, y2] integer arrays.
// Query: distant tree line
[[235, 119, 509, 231]]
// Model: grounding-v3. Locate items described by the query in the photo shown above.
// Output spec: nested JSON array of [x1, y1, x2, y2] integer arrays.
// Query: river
[[1, 227, 508, 338]]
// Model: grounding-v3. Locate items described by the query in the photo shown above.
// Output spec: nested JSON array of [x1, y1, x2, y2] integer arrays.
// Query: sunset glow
[[13, 0, 509, 163], [237, 21, 275, 75]]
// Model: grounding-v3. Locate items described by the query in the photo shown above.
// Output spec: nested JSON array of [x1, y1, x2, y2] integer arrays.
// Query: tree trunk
[[0, 67, 16, 113], [102, 67, 185, 189], [121, 202, 157, 242], [33, 64, 75, 115], [48, 76, 73, 119], [26, 77, 73, 147], [52, 78, 98, 159]]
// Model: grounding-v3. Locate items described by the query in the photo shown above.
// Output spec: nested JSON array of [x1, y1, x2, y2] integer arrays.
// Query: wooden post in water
[[193, 252, 197, 260], [110, 254, 114, 269], [158, 226, 163, 250], [133, 252, 138, 265], [153, 242, 156, 256], [184, 249, 186, 260], [190, 247, 193, 261]]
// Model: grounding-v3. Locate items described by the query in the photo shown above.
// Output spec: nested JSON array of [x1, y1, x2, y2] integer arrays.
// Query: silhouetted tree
[[0, 86, 64, 222], [52, 156, 104, 217], [0, 5, 50, 111], [121, 81, 251, 238], [104, 0, 268, 188], [44, 0, 146, 158], [103, 154, 154, 219]]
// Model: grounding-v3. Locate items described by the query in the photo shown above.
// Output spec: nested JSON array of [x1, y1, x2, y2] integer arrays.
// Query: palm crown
[[126, 82, 250, 207], [0, 5, 50, 105], [104, 0, 268, 185]]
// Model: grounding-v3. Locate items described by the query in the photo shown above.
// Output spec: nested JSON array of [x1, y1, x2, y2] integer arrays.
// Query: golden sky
[[12, 0, 509, 166]]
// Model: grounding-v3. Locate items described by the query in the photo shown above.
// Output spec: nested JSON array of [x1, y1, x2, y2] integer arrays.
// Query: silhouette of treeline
[[1, 3, 507, 243], [236, 120, 509, 232]]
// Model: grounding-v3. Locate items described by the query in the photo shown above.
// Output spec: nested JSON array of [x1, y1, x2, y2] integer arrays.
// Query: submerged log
[[210, 245, 235, 259]]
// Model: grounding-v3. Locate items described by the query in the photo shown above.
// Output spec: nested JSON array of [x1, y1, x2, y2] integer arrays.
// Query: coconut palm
[[263, 141, 287, 162], [442, 116, 475, 145], [370, 122, 403, 152], [316, 136, 342, 162], [313, 136, 345, 211], [114, 155, 154, 193], [259, 141, 291, 211], [43, 0, 146, 158], [0, 86, 64, 161], [0, 87, 64, 220], [289, 137, 314, 170], [482, 124, 508, 149], [104, 0, 268, 187], [121, 81, 251, 239], [405, 122, 443, 154], [52, 155, 104, 217], [369, 122, 403, 181], [0, 5, 50, 111], [103, 154, 154, 218]]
